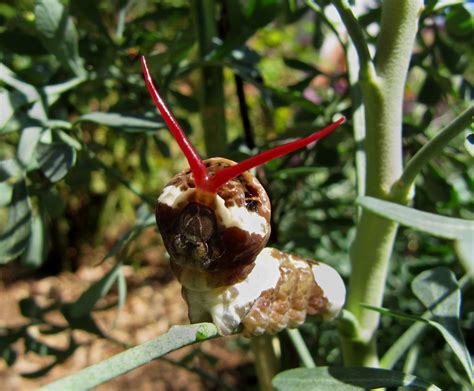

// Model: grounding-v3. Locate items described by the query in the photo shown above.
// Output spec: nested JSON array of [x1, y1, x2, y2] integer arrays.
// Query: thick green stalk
[[191, 0, 228, 157], [250, 335, 280, 391], [334, 0, 424, 366]]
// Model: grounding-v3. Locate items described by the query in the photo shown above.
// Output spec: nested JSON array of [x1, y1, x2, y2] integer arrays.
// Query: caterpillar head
[[141, 56, 345, 290]]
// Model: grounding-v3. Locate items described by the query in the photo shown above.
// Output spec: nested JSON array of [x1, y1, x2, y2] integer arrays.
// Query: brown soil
[[0, 228, 254, 390]]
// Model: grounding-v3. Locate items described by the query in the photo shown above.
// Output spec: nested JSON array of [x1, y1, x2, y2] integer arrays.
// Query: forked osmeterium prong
[[140, 55, 208, 189], [206, 116, 345, 193]]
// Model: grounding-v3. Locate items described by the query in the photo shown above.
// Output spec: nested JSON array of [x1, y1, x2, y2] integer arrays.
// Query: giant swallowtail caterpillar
[[141, 56, 346, 337]]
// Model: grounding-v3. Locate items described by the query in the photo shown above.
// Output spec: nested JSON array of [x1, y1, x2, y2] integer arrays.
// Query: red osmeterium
[[141, 55, 345, 194], [207, 116, 345, 193], [140, 56, 208, 189]]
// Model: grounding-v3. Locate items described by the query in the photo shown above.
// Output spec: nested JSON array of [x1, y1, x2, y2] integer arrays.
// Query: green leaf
[[0, 89, 16, 130], [17, 126, 43, 167], [36, 142, 76, 182], [0, 63, 40, 102], [0, 158, 23, 182], [77, 112, 166, 132], [34, 0, 86, 76], [101, 205, 155, 263], [412, 268, 473, 383], [0, 181, 32, 264], [115, 267, 127, 325], [43, 76, 87, 107], [65, 262, 123, 318], [21, 213, 46, 269], [39, 323, 219, 391], [0, 68, 42, 130], [0, 182, 13, 206], [357, 196, 474, 268], [272, 367, 440, 390]]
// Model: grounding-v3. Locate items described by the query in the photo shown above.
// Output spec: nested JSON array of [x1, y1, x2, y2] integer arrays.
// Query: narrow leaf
[[17, 126, 43, 167], [0, 181, 32, 264], [412, 268, 473, 382], [39, 323, 219, 391], [43, 76, 86, 106], [0, 63, 40, 102], [65, 262, 123, 318], [34, 0, 85, 76], [358, 196, 474, 241], [77, 112, 166, 131], [21, 213, 46, 268], [36, 142, 76, 182], [272, 367, 440, 390], [101, 205, 155, 263], [0, 158, 23, 182]]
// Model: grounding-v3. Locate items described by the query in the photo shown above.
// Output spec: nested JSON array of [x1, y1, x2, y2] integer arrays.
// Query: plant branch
[[190, 0, 228, 157], [250, 335, 280, 391], [336, 0, 424, 367], [287, 329, 316, 368], [40, 323, 219, 391], [393, 106, 474, 200], [330, 0, 373, 79]]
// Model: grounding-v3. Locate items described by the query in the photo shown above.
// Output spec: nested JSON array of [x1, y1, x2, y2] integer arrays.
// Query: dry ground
[[0, 228, 254, 390]]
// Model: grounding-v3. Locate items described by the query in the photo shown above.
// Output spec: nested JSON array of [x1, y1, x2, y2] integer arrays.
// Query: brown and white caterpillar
[[141, 56, 346, 337]]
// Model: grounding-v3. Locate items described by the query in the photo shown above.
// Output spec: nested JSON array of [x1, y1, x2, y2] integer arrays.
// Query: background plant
[[0, 0, 472, 390]]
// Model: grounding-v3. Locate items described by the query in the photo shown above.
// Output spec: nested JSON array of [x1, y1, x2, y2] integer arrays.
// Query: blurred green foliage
[[0, 0, 472, 389]]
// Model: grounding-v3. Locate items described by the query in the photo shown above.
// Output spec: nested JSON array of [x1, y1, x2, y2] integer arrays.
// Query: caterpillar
[[141, 56, 346, 337]]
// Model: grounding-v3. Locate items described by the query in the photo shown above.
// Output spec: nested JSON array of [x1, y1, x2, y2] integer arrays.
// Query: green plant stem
[[287, 329, 316, 368], [334, 0, 424, 367], [250, 335, 280, 391], [331, 0, 372, 78], [393, 105, 474, 201], [402, 345, 420, 374], [40, 323, 219, 391], [190, 0, 227, 157]]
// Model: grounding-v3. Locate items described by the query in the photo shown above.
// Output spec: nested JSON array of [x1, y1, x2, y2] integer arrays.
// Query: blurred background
[[0, 0, 472, 389]]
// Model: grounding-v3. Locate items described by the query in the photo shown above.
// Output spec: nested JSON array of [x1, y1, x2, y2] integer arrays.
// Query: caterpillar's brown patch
[[241, 249, 327, 336]]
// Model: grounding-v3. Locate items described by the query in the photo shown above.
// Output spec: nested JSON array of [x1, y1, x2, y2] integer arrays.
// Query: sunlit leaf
[[40, 323, 219, 391], [21, 213, 46, 269], [17, 126, 43, 167], [412, 268, 473, 383], [0, 158, 23, 182], [0, 63, 40, 102], [36, 142, 76, 183], [272, 367, 440, 390], [34, 0, 85, 76], [77, 112, 166, 132], [358, 196, 474, 268], [0, 181, 32, 264]]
